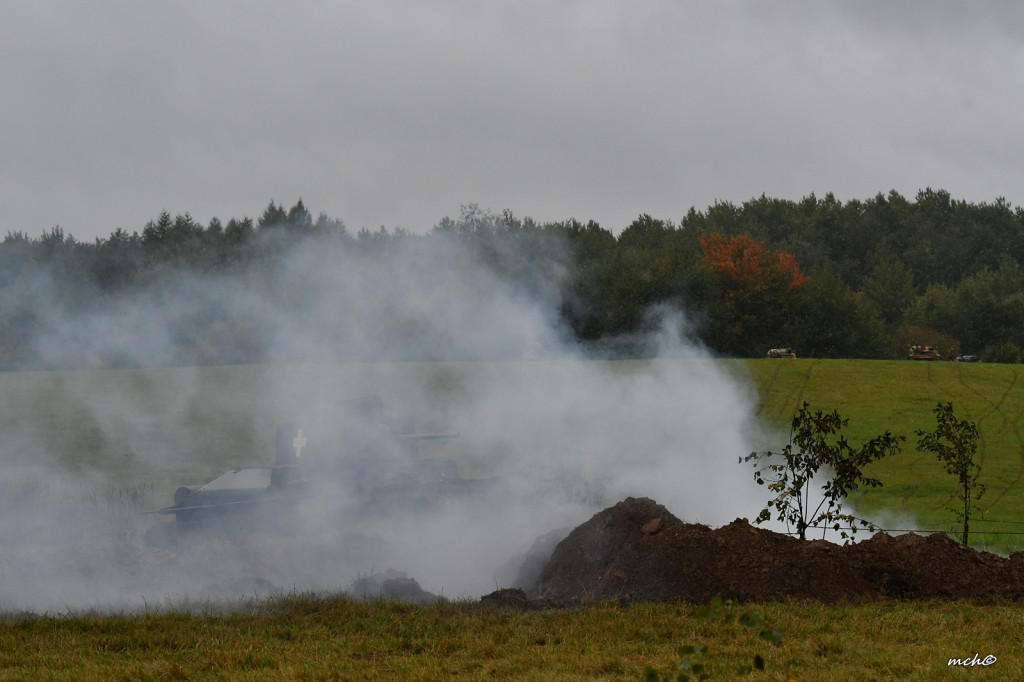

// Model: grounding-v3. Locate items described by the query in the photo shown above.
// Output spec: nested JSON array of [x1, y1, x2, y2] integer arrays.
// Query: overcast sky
[[3, 1, 1022, 240]]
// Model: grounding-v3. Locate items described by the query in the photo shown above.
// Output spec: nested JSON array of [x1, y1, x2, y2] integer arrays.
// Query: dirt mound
[[532, 497, 1024, 603]]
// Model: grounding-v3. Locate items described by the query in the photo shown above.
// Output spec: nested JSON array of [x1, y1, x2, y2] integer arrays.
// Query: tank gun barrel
[[398, 432, 459, 441]]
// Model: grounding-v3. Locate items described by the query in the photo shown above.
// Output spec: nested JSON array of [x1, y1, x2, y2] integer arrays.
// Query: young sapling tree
[[915, 401, 983, 546], [742, 402, 904, 541]]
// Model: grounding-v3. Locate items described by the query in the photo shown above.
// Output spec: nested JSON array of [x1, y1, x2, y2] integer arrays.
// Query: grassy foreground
[[1, 596, 1021, 681]]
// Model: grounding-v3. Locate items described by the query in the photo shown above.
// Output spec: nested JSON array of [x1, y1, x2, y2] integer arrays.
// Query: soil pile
[[530, 497, 1024, 603]]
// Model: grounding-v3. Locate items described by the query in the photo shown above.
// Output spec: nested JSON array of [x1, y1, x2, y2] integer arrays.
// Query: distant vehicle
[[955, 354, 980, 363], [144, 397, 496, 548], [767, 348, 797, 359], [908, 345, 941, 361]]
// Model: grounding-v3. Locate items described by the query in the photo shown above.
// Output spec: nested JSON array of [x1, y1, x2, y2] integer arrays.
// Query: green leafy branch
[[742, 402, 904, 542]]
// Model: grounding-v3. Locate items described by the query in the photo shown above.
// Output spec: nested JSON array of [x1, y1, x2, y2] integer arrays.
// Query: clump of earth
[[491, 497, 1024, 606]]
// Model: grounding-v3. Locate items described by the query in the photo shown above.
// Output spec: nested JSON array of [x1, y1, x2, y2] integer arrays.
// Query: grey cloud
[[3, 2, 1022, 237], [2, 0, 1024, 231]]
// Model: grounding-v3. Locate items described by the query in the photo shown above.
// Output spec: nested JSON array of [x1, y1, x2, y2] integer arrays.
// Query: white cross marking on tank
[[293, 429, 307, 458]]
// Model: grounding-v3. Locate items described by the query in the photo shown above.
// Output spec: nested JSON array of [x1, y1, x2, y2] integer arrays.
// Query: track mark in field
[[912, 362, 990, 507], [972, 366, 1024, 511], [755, 360, 813, 424], [895, 457, 934, 510], [790, 361, 815, 417], [954, 363, 1013, 433], [951, 364, 1015, 471], [753, 361, 783, 416], [924, 363, 994, 458], [924, 361, 957, 405]]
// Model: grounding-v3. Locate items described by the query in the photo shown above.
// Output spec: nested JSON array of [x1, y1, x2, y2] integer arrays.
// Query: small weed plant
[[643, 597, 784, 681]]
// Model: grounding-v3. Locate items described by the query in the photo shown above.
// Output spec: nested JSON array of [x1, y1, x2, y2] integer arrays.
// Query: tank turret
[[143, 397, 478, 548]]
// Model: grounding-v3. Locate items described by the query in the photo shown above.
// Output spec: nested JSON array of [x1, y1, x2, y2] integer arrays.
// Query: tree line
[[4, 188, 1024, 369]]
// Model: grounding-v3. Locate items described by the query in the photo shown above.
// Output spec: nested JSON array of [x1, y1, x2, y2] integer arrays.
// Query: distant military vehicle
[[145, 397, 490, 548], [766, 348, 797, 359], [909, 344, 941, 360]]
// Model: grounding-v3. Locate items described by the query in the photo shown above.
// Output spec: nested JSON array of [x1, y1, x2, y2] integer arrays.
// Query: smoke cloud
[[0, 227, 770, 613]]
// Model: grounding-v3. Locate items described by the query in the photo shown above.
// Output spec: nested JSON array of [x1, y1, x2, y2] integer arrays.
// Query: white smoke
[[0, 226, 770, 612]]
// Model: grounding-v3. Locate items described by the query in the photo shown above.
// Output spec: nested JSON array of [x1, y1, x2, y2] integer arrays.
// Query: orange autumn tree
[[698, 233, 810, 355], [699, 233, 810, 297]]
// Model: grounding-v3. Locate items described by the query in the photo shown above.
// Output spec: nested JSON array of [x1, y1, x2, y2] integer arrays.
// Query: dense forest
[[4, 188, 1024, 369]]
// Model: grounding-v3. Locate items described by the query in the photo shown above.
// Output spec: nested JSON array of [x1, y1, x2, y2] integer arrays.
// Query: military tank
[[909, 344, 941, 360], [144, 397, 489, 548]]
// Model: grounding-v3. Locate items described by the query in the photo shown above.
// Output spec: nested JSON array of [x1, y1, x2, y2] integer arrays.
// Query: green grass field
[[734, 358, 1024, 553], [3, 359, 1024, 680], [0, 358, 1021, 551]]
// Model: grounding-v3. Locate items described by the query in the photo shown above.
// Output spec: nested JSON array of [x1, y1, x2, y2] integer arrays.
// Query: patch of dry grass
[[1, 597, 1021, 680]]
